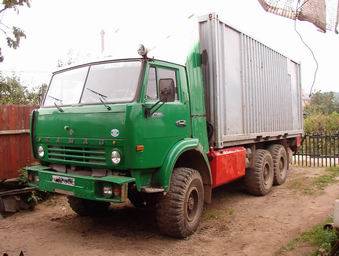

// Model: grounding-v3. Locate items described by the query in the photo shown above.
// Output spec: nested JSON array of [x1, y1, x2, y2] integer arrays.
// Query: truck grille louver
[[47, 145, 106, 165]]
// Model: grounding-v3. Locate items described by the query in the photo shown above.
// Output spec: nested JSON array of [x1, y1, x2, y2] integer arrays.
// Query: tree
[[303, 91, 339, 134], [27, 83, 47, 104], [0, 0, 30, 62], [0, 72, 46, 105], [304, 91, 339, 115], [304, 112, 339, 134]]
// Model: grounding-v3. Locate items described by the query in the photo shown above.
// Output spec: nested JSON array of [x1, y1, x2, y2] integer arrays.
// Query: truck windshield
[[44, 60, 141, 107]]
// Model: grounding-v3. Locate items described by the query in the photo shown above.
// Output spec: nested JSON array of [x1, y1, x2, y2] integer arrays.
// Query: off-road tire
[[245, 149, 274, 196], [67, 196, 110, 216], [269, 144, 288, 185], [156, 167, 204, 238]]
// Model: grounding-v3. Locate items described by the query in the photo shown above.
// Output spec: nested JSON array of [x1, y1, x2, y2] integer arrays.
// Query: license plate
[[52, 175, 75, 186]]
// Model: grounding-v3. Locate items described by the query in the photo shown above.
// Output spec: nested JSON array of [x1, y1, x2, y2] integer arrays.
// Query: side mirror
[[159, 78, 175, 102]]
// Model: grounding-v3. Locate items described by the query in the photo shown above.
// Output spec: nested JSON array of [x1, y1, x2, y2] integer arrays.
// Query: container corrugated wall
[[199, 13, 303, 148], [0, 105, 37, 180]]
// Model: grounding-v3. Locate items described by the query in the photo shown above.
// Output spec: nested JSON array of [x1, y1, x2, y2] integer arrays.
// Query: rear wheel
[[245, 149, 274, 196], [269, 144, 288, 185], [156, 167, 204, 238], [67, 196, 110, 216]]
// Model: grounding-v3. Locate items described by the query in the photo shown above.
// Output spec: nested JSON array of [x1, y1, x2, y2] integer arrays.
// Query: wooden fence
[[0, 105, 37, 180], [293, 133, 339, 167]]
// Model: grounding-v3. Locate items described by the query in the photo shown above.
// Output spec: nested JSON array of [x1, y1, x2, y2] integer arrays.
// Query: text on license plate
[[52, 175, 75, 186]]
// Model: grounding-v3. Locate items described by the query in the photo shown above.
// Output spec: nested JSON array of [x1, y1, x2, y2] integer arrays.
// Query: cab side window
[[146, 67, 178, 101], [157, 68, 178, 100]]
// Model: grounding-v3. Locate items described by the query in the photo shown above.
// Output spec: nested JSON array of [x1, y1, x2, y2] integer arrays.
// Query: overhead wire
[[294, 0, 319, 97]]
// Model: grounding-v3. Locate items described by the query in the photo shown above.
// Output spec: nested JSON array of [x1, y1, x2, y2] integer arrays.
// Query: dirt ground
[[1, 167, 338, 256]]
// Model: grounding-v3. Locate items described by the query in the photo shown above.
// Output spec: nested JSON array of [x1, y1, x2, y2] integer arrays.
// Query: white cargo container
[[199, 13, 303, 148]]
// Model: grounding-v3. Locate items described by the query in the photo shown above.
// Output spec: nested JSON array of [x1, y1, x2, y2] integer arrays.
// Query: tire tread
[[269, 144, 288, 185], [245, 149, 274, 196], [156, 167, 203, 238]]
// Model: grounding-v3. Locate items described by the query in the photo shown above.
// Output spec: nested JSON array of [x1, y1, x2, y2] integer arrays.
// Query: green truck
[[26, 14, 303, 238]]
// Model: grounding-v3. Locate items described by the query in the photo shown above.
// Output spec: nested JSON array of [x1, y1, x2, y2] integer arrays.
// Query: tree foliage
[[0, 0, 30, 62], [304, 91, 339, 134], [0, 73, 46, 105], [304, 112, 339, 134], [304, 91, 339, 115]]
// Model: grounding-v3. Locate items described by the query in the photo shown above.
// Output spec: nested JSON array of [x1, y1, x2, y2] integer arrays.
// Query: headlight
[[102, 185, 113, 197], [111, 150, 121, 164], [37, 145, 45, 158]]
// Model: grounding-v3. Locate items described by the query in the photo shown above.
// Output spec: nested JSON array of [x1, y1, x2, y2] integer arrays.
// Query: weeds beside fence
[[293, 133, 339, 167]]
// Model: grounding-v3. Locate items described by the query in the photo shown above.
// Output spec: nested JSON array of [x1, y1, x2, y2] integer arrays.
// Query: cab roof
[[53, 58, 185, 74]]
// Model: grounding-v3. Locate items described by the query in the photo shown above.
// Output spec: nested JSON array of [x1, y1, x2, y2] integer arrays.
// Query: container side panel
[[222, 25, 243, 135], [288, 60, 302, 131], [199, 14, 303, 147]]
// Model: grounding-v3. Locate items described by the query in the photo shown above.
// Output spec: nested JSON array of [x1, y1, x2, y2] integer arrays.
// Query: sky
[[0, 0, 338, 95]]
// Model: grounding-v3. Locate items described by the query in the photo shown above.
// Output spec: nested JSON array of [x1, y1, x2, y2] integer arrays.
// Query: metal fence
[[0, 105, 37, 180], [293, 133, 339, 167]]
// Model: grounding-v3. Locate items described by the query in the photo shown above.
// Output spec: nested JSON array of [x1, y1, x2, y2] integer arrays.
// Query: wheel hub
[[263, 163, 271, 185], [279, 157, 286, 177], [186, 188, 199, 222], [188, 196, 195, 211]]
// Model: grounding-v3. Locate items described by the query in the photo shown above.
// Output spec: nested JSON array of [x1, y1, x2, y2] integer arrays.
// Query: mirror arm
[[150, 101, 165, 115], [143, 100, 165, 118]]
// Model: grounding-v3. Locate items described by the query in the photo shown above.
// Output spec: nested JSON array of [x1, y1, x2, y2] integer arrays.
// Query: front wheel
[[156, 167, 204, 238]]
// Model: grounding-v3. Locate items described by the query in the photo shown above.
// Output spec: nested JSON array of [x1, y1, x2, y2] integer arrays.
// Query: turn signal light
[[113, 187, 121, 197], [136, 145, 144, 152]]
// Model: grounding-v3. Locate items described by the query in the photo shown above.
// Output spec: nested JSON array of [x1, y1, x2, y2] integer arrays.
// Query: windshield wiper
[[86, 88, 108, 99], [47, 95, 62, 102], [47, 95, 64, 112], [86, 88, 111, 111], [54, 101, 64, 112]]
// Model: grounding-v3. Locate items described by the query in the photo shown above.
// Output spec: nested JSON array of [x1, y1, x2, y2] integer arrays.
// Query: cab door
[[140, 62, 191, 167]]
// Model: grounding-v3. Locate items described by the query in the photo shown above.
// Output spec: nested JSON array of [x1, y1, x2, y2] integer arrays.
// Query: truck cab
[[27, 53, 215, 237]]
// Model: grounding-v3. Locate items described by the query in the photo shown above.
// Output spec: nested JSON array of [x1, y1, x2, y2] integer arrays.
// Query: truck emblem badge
[[64, 125, 74, 136], [111, 129, 119, 137]]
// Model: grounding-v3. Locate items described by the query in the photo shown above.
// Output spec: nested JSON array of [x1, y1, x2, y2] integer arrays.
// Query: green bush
[[304, 112, 339, 134]]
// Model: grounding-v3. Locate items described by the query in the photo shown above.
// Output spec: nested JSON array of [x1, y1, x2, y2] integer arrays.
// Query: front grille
[[47, 145, 106, 165]]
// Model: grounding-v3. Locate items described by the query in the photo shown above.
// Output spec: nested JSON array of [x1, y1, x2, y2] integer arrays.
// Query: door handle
[[176, 120, 186, 127]]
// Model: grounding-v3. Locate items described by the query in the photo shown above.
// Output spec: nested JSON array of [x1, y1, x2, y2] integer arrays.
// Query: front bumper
[[25, 165, 135, 203]]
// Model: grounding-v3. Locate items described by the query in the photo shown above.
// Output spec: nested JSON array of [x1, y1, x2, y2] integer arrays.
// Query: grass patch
[[313, 167, 339, 190], [276, 218, 337, 256], [203, 207, 235, 221], [288, 167, 339, 195]]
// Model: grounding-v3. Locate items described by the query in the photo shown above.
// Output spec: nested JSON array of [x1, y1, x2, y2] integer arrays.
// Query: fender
[[153, 138, 212, 191]]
